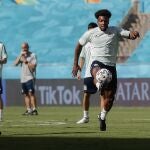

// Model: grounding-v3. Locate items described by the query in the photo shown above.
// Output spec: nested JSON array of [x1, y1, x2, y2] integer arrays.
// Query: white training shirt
[[79, 42, 93, 78], [79, 26, 130, 66], [0, 42, 7, 78], [20, 52, 37, 83]]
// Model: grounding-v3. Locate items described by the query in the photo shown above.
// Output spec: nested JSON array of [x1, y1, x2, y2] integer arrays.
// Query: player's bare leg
[[29, 92, 38, 115], [98, 90, 114, 131], [83, 93, 90, 111], [91, 66, 114, 131], [92, 66, 102, 90], [77, 93, 90, 124], [22, 94, 32, 115]]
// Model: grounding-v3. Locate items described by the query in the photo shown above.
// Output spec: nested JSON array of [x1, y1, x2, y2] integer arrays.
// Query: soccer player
[[72, 9, 139, 131], [14, 42, 38, 115], [0, 42, 7, 121], [76, 22, 98, 124]]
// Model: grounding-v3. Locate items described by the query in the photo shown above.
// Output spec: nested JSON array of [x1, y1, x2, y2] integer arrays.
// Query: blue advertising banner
[[5, 79, 150, 106]]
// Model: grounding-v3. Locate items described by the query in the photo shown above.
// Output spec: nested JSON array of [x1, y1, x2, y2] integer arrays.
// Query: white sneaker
[[76, 117, 89, 124]]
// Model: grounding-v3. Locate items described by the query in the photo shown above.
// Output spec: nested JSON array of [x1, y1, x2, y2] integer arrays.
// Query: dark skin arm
[[129, 31, 140, 40], [72, 42, 83, 77]]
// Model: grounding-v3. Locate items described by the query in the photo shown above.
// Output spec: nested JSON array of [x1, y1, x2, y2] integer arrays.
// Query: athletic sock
[[27, 108, 31, 113], [100, 108, 107, 120], [83, 111, 89, 118], [32, 107, 36, 111]]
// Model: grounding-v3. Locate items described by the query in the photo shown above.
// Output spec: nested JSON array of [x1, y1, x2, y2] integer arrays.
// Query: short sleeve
[[28, 53, 37, 65], [117, 27, 130, 38], [79, 30, 91, 46]]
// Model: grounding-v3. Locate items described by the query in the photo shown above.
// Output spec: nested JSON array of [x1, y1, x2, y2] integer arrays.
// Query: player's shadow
[[0, 137, 150, 150]]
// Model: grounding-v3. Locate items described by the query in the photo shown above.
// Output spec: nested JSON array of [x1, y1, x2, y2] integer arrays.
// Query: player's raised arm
[[129, 31, 140, 40], [72, 42, 83, 77]]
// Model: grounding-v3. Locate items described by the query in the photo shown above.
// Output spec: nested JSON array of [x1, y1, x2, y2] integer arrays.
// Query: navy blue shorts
[[0, 78, 3, 94], [83, 77, 97, 94], [21, 79, 35, 95], [91, 60, 117, 95]]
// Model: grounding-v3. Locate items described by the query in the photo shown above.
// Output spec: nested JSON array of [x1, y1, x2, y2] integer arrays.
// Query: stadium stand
[[14, 0, 37, 5], [116, 0, 150, 78], [117, 31, 150, 78], [0, 0, 135, 78], [127, 31, 150, 63]]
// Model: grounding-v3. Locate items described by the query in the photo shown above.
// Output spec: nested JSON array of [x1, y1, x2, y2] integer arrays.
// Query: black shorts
[[83, 77, 97, 94], [91, 60, 117, 95], [21, 79, 35, 95], [0, 78, 3, 94]]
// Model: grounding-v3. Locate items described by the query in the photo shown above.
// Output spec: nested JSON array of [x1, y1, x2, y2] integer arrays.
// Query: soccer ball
[[96, 68, 112, 83]]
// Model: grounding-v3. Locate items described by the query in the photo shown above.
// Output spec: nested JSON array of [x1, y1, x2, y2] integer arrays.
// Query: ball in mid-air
[[96, 68, 112, 83]]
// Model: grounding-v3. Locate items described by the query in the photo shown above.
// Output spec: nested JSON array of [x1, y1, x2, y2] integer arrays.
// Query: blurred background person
[[0, 42, 8, 121], [14, 42, 38, 115], [76, 22, 98, 124]]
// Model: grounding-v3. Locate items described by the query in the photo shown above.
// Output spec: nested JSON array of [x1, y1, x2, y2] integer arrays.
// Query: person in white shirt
[[76, 22, 98, 124], [0, 42, 7, 121], [14, 42, 38, 115], [72, 9, 139, 131]]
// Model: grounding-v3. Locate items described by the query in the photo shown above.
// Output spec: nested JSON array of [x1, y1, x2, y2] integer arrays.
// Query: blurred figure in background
[[14, 42, 38, 115], [0, 42, 8, 121], [76, 22, 98, 124]]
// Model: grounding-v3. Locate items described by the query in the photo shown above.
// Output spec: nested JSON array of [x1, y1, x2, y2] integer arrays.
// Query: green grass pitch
[[0, 106, 150, 150]]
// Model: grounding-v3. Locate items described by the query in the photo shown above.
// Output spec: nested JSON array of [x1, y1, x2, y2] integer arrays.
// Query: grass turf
[[0, 106, 150, 150]]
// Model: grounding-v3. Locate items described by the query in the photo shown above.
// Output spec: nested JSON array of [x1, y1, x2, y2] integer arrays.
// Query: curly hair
[[95, 9, 111, 19]]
